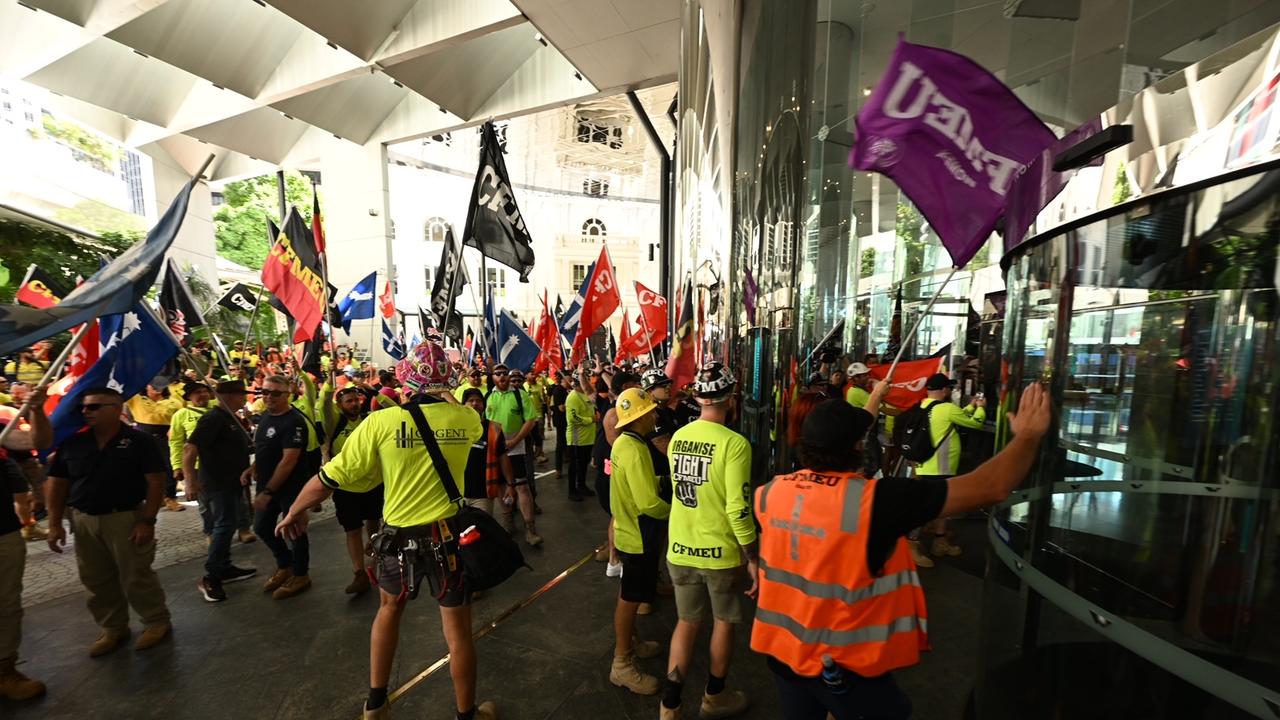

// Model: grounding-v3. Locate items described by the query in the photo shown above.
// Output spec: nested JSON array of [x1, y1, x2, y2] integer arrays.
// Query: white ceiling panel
[[608, 0, 679, 33], [0, 1, 92, 81], [272, 72, 408, 144], [265, 0, 418, 61], [107, 0, 304, 98], [24, 36, 198, 126], [184, 106, 310, 164], [385, 24, 541, 120]]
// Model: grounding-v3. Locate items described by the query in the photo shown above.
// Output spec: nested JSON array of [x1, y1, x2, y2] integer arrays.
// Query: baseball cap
[[215, 379, 248, 395], [925, 373, 956, 391], [800, 401, 876, 453], [846, 362, 870, 376]]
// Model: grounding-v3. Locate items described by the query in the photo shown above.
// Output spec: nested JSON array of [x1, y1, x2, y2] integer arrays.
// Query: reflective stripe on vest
[[755, 608, 928, 646], [760, 559, 921, 605]]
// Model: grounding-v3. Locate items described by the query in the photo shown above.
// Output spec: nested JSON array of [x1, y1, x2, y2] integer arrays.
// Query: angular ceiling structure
[[0, 0, 678, 181]]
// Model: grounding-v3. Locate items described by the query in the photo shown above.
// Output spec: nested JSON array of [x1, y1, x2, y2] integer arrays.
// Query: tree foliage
[[0, 220, 138, 304], [30, 116, 120, 172], [214, 171, 313, 270], [181, 263, 285, 349]]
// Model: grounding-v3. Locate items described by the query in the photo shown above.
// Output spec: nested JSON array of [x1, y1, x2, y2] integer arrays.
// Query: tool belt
[[369, 519, 461, 602]]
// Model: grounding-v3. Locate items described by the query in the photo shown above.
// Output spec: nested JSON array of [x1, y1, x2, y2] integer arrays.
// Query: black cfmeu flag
[[428, 227, 466, 340], [216, 283, 258, 313], [159, 258, 206, 345], [0, 176, 196, 355], [463, 121, 535, 282]]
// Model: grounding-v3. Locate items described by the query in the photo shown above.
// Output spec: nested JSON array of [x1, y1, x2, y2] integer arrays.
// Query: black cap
[[925, 373, 955, 391], [182, 381, 210, 397], [801, 401, 875, 452], [215, 379, 248, 395]]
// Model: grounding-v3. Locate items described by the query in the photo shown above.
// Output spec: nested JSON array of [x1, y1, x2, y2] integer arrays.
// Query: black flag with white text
[[463, 121, 535, 281]]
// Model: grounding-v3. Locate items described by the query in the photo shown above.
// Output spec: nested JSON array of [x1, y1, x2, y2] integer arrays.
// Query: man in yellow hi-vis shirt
[[126, 380, 186, 513], [275, 342, 494, 720]]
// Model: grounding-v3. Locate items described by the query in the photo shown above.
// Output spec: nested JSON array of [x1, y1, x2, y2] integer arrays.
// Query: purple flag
[[1003, 117, 1103, 253], [850, 39, 1056, 268], [743, 265, 758, 325]]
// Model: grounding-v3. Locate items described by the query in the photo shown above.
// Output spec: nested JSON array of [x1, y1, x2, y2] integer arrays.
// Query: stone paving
[[20, 495, 337, 608]]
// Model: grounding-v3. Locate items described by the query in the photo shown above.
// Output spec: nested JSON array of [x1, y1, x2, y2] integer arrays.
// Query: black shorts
[[618, 546, 660, 604], [375, 518, 470, 607], [333, 485, 384, 532], [509, 454, 529, 486], [595, 463, 611, 515]]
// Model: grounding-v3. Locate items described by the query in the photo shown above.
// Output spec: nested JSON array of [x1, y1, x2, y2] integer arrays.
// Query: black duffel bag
[[405, 403, 530, 591]]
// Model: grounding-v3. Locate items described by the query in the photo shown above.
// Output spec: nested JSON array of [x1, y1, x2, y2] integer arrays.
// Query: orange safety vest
[[483, 420, 503, 499], [750, 469, 929, 678]]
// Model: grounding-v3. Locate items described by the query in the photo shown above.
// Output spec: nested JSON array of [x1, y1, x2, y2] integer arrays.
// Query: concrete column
[[145, 147, 217, 294], [320, 141, 394, 367]]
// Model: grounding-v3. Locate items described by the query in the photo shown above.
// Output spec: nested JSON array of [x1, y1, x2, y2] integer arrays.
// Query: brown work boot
[[88, 629, 130, 657], [609, 654, 660, 695], [272, 575, 312, 599], [134, 622, 171, 651], [524, 528, 543, 547], [908, 540, 934, 568], [931, 536, 962, 558], [20, 524, 47, 542], [475, 700, 498, 720], [345, 569, 371, 595], [238, 529, 258, 544], [0, 657, 45, 701], [163, 497, 185, 512], [699, 689, 749, 718], [262, 568, 293, 593]]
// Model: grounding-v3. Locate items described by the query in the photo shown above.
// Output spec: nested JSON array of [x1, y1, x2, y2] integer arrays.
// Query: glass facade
[[677, 1, 1280, 716]]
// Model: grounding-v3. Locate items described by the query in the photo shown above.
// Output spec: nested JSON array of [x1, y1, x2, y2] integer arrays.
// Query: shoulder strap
[[404, 402, 463, 504]]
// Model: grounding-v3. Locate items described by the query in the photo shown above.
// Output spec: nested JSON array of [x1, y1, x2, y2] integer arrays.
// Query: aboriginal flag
[[262, 208, 325, 343]]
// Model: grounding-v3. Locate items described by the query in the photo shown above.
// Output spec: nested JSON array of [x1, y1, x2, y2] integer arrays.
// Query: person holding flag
[[484, 363, 541, 547]]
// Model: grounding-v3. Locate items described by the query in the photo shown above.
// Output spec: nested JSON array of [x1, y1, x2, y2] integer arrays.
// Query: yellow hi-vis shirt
[[566, 389, 596, 446], [666, 419, 756, 570], [126, 395, 184, 425], [610, 432, 671, 555], [319, 399, 481, 527]]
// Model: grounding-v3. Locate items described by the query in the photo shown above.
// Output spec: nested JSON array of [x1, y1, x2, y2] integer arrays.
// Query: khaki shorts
[[667, 561, 745, 623]]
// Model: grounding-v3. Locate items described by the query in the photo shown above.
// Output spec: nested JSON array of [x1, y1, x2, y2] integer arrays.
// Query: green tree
[[214, 171, 313, 270], [0, 220, 138, 304], [54, 200, 144, 236], [896, 201, 929, 277], [31, 116, 120, 172], [859, 247, 877, 279], [1112, 164, 1132, 205]]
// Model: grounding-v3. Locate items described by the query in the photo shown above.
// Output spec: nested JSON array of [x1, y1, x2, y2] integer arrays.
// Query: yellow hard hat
[[614, 387, 657, 428]]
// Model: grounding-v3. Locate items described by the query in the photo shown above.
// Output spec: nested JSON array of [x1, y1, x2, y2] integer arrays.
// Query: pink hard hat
[[395, 341, 452, 393]]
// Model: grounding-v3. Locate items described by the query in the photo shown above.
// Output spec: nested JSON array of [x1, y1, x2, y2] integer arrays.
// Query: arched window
[[424, 216, 448, 244], [582, 218, 606, 241]]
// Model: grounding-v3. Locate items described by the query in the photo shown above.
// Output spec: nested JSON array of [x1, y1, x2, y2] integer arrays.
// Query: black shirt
[[549, 385, 569, 428], [49, 426, 166, 514], [866, 476, 949, 575], [592, 395, 613, 462], [253, 409, 310, 492], [187, 406, 252, 492], [464, 419, 508, 500], [2, 456, 28, 536]]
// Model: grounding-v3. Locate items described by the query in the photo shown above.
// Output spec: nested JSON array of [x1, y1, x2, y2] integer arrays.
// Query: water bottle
[[820, 655, 847, 695], [502, 495, 514, 510]]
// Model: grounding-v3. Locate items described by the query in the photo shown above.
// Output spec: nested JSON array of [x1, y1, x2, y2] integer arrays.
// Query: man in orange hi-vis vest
[[751, 383, 1051, 719]]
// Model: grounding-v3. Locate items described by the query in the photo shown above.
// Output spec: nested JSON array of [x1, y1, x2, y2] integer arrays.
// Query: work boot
[[134, 622, 171, 651], [660, 703, 681, 720], [20, 524, 46, 542], [931, 536, 962, 558], [0, 657, 45, 701], [163, 497, 185, 512], [238, 529, 258, 544], [89, 629, 130, 658], [525, 528, 543, 547], [699, 689, 749, 719], [501, 511, 517, 535], [609, 654, 660, 695], [637, 602, 653, 616], [262, 568, 293, 593], [272, 575, 312, 600], [908, 540, 934, 568], [475, 700, 498, 720], [632, 637, 660, 659], [362, 701, 388, 719], [345, 568, 372, 595]]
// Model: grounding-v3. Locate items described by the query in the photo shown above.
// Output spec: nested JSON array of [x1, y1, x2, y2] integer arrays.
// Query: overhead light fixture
[[133, 49, 150, 59], [326, 41, 338, 50], [535, 34, 548, 47], [211, 82, 225, 90], [439, 106, 449, 114], [574, 72, 583, 81], [280, 112, 294, 120], [251, 0, 266, 6], [333, 133, 343, 140], [390, 79, 404, 88]]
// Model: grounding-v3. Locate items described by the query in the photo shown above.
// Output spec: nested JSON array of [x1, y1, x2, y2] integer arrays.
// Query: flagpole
[[239, 284, 266, 364], [885, 265, 959, 379], [443, 227, 463, 350], [0, 321, 93, 449], [636, 302, 660, 365], [479, 251, 490, 366], [313, 181, 336, 386]]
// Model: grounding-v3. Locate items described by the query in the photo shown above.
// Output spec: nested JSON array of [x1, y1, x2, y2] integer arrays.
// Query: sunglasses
[[81, 402, 119, 412], [494, 371, 509, 377], [261, 389, 290, 398]]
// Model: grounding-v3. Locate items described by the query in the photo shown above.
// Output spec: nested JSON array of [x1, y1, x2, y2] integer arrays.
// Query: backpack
[[893, 400, 954, 464]]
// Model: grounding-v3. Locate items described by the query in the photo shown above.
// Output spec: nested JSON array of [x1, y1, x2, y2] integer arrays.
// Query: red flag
[[634, 280, 669, 349], [665, 276, 697, 389], [379, 279, 395, 319], [867, 356, 946, 408], [262, 208, 325, 343], [66, 321, 99, 377], [572, 246, 620, 362], [614, 311, 634, 364], [533, 293, 563, 375], [311, 188, 326, 254], [15, 266, 64, 309]]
